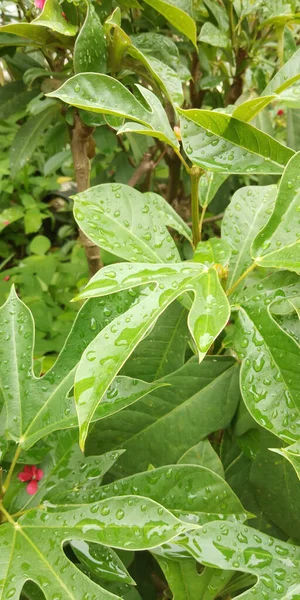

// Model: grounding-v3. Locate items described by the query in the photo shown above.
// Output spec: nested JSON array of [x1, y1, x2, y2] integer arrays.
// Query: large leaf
[[0, 497, 193, 599], [252, 152, 300, 271], [142, 0, 197, 46], [233, 273, 300, 443], [76, 463, 247, 524], [0, 288, 157, 448], [47, 75, 178, 149], [178, 110, 294, 174], [0, 24, 53, 45], [222, 185, 276, 289], [74, 1, 106, 73], [181, 521, 300, 600], [10, 105, 57, 177], [73, 184, 191, 264], [121, 302, 189, 382], [74, 263, 230, 447], [32, 0, 78, 36], [85, 357, 240, 477]]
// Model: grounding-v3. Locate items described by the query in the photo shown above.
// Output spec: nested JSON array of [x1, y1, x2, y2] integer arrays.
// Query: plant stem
[[198, 204, 207, 241], [0, 502, 15, 524], [226, 262, 257, 296], [174, 147, 192, 174], [2, 445, 21, 494], [190, 166, 202, 247], [276, 26, 284, 67]]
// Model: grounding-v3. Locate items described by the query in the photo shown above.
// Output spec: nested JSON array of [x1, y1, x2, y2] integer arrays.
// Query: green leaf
[[222, 185, 275, 290], [74, 2, 106, 73], [127, 47, 184, 105], [74, 263, 230, 447], [178, 439, 225, 478], [179, 110, 294, 174], [24, 207, 42, 235], [233, 273, 300, 443], [10, 105, 57, 177], [0, 206, 24, 231], [73, 184, 191, 264], [252, 152, 300, 271], [43, 149, 72, 176], [29, 235, 51, 256], [33, 0, 78, 36], [271, 440, 300, 480], [121, 302, 189, 382], [262, 46, 300, 96], [142, 0, 197, 47], [47, 75, 178, 149], [132, 32, 190, 81], [232, 96, 276, 123], [0, 287, 156, 448], [0, 24, 53, 45], [193, 238, 231, 268], [0, 81, 37, 120], [85, 357, 240, 477], [198, 22, 228, 47], [81, 463, 247, 524], [71, 540, 135, 584], [0, 497, 192, 599], [198, 172, 227, 208], [155, 557, 232, 600], [181, 521, 300, 600]]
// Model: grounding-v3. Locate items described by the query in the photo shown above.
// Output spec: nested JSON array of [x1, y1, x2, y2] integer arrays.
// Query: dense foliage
[[0, 0, 300, 598]]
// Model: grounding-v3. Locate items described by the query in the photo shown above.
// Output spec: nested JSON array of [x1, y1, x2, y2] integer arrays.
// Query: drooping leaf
[[233, 272, 300, 444], [74, 2, 106, 73], [222, 185, 276, 290], [178, 439, 225, 478], [85, 357, 240, 477], [32, 0, 78, 36], [181, 521, 300, 600], [47, 75, 178, 149], [179, 110, 294, 174], [0, 287, 156, 448], [10, 105, 57, 177], [73, 184, 191, 264], [122, 302, 189, 382], [142, 0, 197, 47], [252, 152, 300, 271], [74, 263, 230, 447], [0, 497, 193, 599]]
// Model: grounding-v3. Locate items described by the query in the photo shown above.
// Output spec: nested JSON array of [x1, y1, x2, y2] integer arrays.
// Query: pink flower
[[3, 220, 10, 226], [3, 276, 10, 282], [18, 465, 44, 495], [35, 0, 46, 9]]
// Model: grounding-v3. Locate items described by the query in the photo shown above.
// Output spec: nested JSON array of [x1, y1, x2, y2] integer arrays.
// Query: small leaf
[[252, 152, 300, 271], [142, 0, 197, 47], [0, 206, 24, 231], [222, 185, 275, 290], [198, 22, 228, 47], [193, 238, 231, 268], [74, 2, 106, 73], [33, 0, 78, 36], [10, 105, 57, 177], [179, 109, 294, 174], [178, 439, 225, 478], [29, 235, 51, 255]]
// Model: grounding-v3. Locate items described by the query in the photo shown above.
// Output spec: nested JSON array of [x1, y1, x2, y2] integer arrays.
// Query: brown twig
[[127, 149, 166, 188], [70, 112, 102, 276]]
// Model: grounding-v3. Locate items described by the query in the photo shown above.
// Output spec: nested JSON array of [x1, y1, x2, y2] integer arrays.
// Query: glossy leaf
[[71, 540, 135, 584], [198, 172, 227, 208], [233, 273, 300, 443], [85, 357, 240, 477], [181, 521, 300, 600], [252, 152, 300, 271], [193, 238, 231, 268], [0, 287, 154, 448], [271, 440, 300, 480], [122, 302, 189, 382], [262, 46, 300, 96], [132, 32, 190, 81], [0, 23, 53, 45], [94, 463, 246, 525], [47, 75, 178, 149], [233, 96, 276, 123], [32, 0, 78, 36], [74, 263, 230, 447], [0, 497, 193, 599], [142, 0, 197, 47], [73, 184, 191, 264], [10, 105, 57, 177], [222, 185, 275, 289], [74, 2, 106, 74], [179, 110, 294, 174], [178, 440, 225, 478]]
